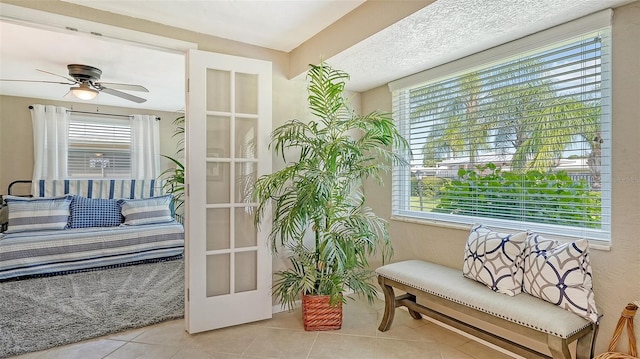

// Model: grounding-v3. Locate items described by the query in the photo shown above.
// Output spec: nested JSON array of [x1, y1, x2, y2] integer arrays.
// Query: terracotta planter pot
[[301, 294, 342, 331]]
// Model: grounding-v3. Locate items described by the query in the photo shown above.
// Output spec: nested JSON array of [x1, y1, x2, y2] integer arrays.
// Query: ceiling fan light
[[70, 86, 98, 100]]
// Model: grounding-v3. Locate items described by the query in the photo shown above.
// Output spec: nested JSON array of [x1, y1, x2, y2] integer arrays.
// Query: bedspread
[[0, 221, 184, 280]]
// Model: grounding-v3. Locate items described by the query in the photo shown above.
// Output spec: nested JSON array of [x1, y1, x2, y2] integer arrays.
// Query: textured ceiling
[[327, 0, 633, 92], [0, 18, 187, 112], [60, 0, 365, 52], [0, 0, 634, 112]]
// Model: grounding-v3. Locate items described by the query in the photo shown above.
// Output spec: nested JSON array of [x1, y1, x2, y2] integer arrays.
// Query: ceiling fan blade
[[63, 90, 75, 99], [36, 69, 78, 83], [96, 82, 148, 92], [100, 87, 147, 103], [0, 79, 75, 85]]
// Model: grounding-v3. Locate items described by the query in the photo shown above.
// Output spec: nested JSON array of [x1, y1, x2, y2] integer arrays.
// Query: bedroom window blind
[[390, 15, 611, 241], [68, 115, 132, 178]]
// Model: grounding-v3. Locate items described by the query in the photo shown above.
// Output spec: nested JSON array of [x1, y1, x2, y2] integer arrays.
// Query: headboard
[[32, 179, 165, 199], [1, 179, 176, 232]]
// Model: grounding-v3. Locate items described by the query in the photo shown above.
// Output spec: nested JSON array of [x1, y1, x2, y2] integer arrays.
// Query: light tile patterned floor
[[11, 296, 516, 359]]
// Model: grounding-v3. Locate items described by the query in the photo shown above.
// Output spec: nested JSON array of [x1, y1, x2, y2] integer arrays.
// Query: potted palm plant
[[253, 62, 408, 331]]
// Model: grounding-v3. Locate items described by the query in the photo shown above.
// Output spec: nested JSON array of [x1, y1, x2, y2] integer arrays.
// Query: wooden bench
[[376, 260, 599, 359]]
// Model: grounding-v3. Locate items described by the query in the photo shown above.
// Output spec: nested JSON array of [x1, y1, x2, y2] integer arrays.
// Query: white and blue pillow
[[118, 195, 173, 226], [522, 233, 599, 323], [463, 224, 528, 296], [68, 195, 122, 228], [4, 195, 72, 233]]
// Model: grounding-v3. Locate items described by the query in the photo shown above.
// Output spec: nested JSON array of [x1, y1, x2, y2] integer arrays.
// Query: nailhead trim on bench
[[376, 271, 591, 339]]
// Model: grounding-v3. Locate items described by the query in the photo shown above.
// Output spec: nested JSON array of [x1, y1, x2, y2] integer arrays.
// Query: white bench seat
[[376, 260, 599, 359]]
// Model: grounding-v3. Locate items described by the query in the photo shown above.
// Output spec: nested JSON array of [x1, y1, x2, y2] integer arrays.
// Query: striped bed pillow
[[4, 195, 72, 233], [118, 195, 173, 226]]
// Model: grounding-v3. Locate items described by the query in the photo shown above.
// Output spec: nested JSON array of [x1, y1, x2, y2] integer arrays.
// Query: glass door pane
[[206, 69, 230, 112], [206, 254, 230, 297], [235, 72, 258, 114], [235, 251, 257, 293], [206, 208, 229, 250]]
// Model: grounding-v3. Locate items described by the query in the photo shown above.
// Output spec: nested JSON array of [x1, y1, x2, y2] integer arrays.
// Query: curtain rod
[[28, 106, 160, 121]]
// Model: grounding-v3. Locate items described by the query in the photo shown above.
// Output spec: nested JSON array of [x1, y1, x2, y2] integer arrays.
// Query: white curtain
[[130, 114, 160, 179], [30, 104, 70, 181]]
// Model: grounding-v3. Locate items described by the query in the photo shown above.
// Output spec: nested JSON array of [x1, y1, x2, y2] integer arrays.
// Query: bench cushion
[[376, 260, 592, 339]]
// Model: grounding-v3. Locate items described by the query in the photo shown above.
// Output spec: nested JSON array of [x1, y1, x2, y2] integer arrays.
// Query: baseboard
[[271, 289, 357, 314], [271, 290, 523, 357], [272, 300, 300, 314]]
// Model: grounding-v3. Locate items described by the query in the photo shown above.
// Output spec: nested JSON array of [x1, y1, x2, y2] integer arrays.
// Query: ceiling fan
[[1, 64, 148, 103]]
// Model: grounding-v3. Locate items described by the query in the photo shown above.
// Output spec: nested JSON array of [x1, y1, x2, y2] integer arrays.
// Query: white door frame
[[184, 49, 273, 333]]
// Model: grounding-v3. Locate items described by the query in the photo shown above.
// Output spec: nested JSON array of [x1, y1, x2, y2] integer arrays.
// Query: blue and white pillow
[[69, 195, 122, 228], [118, 195, 173, 226], [522, 233, 599, 323], [4, 195, 72, 233], [463, 224, 528, 296]]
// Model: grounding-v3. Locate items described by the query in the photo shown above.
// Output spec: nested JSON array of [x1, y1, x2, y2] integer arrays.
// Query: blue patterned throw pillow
[[69, 195, 122, 228], [118, 195, 173, 226], [462, 224, 528, 296], [4, 195, 72, 233], [522, 233, 599, 323]]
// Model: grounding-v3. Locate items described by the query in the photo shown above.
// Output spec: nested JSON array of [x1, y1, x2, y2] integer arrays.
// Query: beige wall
[[0, 0, 307, 194], [0, 95, 183, 194], [362, 2, 640, 355], [2, 0, 638, 355], [0, 0, 314, 306]]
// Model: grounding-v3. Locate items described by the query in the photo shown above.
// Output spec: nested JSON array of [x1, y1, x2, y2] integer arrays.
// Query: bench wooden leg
[[377, 276, 396, 332], [399, 294, 423, 320], [547, 335, 571, 359], [575, 323, 598, 359], [408, 306, 423, 320]]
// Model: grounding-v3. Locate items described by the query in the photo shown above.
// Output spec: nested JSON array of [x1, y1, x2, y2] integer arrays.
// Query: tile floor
[[11, 296, 516, 359]]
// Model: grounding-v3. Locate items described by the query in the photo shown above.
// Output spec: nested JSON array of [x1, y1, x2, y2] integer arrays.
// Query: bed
[[0, 179, 184, 281]]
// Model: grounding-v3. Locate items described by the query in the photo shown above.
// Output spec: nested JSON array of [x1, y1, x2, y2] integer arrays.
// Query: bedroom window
[[68, 115, 132, 178], [390, 13, 611, 241]]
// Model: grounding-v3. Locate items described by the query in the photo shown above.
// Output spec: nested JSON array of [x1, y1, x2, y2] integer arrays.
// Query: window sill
[[390, 215, 612, 251]]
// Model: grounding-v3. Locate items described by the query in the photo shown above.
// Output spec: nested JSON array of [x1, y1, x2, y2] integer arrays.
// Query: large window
[[68, 115, 132, 178], [391, 14, 611, 241]]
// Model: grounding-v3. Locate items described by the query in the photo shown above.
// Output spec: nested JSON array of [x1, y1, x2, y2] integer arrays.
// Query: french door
[[185, 49, 273, 333]]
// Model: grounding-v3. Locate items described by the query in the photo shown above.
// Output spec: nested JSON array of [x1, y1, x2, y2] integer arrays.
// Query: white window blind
[[391, 16, 611, 241], [68, 115, 132, 178]]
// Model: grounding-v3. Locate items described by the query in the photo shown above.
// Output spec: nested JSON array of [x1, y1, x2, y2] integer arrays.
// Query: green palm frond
[[255, 61, 408, 305], [159, 115, 186, 212], [159, 154, 185, 211]]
